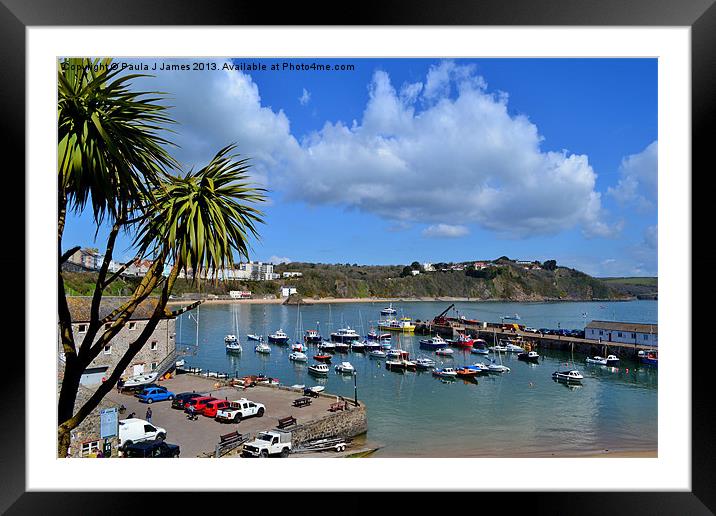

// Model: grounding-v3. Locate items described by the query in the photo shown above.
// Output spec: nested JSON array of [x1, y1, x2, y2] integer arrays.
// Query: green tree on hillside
[[57, 58, 266, 457], [543, 259, 558, 271]]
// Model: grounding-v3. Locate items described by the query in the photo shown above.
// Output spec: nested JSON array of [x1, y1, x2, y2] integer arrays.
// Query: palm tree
[[56, 59, 267, 456]]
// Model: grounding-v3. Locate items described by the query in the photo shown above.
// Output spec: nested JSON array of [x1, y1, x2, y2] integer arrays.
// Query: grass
[[600, 277, 658, 287]]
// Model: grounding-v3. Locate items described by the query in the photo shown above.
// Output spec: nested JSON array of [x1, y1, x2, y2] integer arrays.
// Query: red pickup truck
[[202, 399, 231, 418], [184, 396, 217, 414]]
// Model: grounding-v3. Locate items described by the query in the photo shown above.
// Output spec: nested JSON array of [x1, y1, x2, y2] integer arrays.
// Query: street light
[[353, 370, 358, 407]]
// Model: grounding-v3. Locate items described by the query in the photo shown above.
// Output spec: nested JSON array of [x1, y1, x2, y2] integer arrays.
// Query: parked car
[[123, 439, 180, 458], [118, 418, 167, 450], [183, 396, 217, 414], [202, 399, 231, 418], [215, 398, 266, 423], [524, 327, 538, 333], [242, 431, 292, 458], [171, 392, 206, 410], [136, 387, 175, 404]]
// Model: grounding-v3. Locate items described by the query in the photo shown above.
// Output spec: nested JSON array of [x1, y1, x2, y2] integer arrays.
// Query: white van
[[118, 418, 167, 449]]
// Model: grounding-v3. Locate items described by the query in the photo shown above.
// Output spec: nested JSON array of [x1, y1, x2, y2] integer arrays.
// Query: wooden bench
[[328, 401, 347, 412], [293, 397, 312, 408], [277, 416, 297, 429], [219, 431, 242, 445]]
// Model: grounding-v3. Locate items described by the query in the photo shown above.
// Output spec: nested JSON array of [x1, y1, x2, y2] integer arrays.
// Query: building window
[[105, 323, 111, 330], [617, 332, 623, 337], [104, 345, 112, 355], [644, 334, 649, 340], [151, 362, 158, 371], [150, 341, 158, 351], [599, 330, 603, 336], [80, 440, 100, 457], [78, 324, 87, 333], [631, 333, 636, 338], [128, 322, 136, 330]]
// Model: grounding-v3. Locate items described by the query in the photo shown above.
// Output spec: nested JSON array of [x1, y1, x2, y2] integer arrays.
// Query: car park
[[123, 439, 180, 458], [136, 387, 175, 404]]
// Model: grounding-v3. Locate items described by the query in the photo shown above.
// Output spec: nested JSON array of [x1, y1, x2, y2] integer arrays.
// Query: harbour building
[[585, 320, 658, 347]]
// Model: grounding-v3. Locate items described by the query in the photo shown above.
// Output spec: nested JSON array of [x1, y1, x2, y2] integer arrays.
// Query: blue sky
[[63, 58, 657, 276]]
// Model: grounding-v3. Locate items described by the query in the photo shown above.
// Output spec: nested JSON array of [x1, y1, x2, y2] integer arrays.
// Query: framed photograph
[[3, 0, 712, 512]]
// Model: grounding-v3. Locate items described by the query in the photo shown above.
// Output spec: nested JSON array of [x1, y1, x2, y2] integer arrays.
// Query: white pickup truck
[[241, 431, 292, 458], [215, 398, 266, 423]]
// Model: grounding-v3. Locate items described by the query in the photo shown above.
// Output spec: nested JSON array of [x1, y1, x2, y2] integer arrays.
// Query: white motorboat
[[489, 344, 509, 352], [517, 351, 540, 363], [471, 340, 490, 355], [334, 361, 355, 374], [415, 357, 436, 369], [308, 385, 325, 394], [330, 327, 361, 343], [304, 329, 322, 344], [502, 313, 520, 320], [224, 334, 237, 343], [291, 342, 305, 352], [123, 371, 159, 388], [487, 360, 511, 373], [318, 340, 336, 352], [268, 329, 290, 344], [247, 334, 263, 341], [175, 359, 185, 368], [432, 367, 458, 378], [504, 341, 526, 353], [467, 362, 490, 373], [290, 384, 306, 391], [334, 342, 351, 353], [380, 303, 397, 316], [435, 348, 454, 356], [586, 354, 620, 366], [553, 370, 584, 383], [289, 351, 308, 362], [350, 340, 367, 351], [254, 343, 271, 354], [369, 349, 387, 359], [308, 363, 330, 376], [225, 341, 242, 353], [419, 335, 448, 349]]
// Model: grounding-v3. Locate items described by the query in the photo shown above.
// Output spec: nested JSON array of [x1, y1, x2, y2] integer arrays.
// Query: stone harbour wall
[[291, 402, 368, 445]]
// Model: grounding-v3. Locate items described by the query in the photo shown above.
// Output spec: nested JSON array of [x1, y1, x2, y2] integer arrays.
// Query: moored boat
[[380, 303, 397, 316], [517, 351, 540, 363], [415, 357, 436, 369], [435, 347, 454, 357], [586, 354, 620, 366], [313, 353, 332, 363], [308, 363, 330, 376], [471, 339, 490, 355], [432, 367, 458, 378], [254, 342, 271, 354], [304, 329, 322, 344], [378, 317, 416, 333], [334, 361, 355, 374], [368, 349, 387, 359], [289, 351, 308, 362], [225, 341, 242, 353], [637, 349, 657, 367], [330, 327, 361, 343], [268, 329, 290, 344], [246, 334, 263, 342], [447, 333, 474, 348], [455, 367, 479, 379], [419, 335, 449, 349], [318, 341, 336, 352], [350, 340, 367, 351], [224, 334, 237, 343], [552, 370, 584, 383]]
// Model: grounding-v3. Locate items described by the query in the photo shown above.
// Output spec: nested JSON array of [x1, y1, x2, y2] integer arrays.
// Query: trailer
[[291, 437, 352, 454]]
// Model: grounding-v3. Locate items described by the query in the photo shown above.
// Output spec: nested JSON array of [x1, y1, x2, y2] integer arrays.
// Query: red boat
[[313, 354, 332, 363], [448, 333, 475, 347], [455, 367, 479, 378]]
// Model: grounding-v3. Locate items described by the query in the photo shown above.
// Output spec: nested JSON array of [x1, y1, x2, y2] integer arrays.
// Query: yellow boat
[[378, 317, 416, 333]]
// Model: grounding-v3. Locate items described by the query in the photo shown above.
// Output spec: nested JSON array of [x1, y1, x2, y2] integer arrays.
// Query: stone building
[[585, 320, 658, 347], [61, 297, 177, 385]]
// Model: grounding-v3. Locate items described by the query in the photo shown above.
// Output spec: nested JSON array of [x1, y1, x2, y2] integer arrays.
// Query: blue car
[[136, 387, 175, 404]]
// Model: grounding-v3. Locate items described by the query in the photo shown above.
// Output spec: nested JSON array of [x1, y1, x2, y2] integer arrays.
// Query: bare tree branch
[[170, 300, 203, 317], [60, 246, 81, 265]]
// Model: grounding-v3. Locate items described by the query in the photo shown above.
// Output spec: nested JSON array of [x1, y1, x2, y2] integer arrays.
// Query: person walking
[[146, 406, 152, 423]]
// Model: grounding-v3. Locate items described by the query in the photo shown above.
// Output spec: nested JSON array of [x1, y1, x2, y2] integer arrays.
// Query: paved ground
[[106, 372, 343, 458]]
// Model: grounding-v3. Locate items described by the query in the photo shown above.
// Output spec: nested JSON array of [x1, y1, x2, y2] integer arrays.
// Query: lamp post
[[353, 370, 358, 406]]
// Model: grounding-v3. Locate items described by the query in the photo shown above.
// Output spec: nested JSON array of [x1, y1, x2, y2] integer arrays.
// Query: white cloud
[[608, 140, 658, 210], [422, 224, 469, 238], [299, 88, 311, 106], [644, 225, 658, 249], [130, 58, 618, 238], [267, 255, 292, 264]]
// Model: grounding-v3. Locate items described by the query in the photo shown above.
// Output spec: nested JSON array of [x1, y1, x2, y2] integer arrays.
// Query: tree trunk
[[57, 357, 81, 426]]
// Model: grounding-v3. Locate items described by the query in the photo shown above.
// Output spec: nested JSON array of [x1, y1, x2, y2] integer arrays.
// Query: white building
[[280, 286, 297, 297], [585, 320, 658, 347], [229, 290, 252, 299], [422, 263, 435, 272], [282, 271, 303, 278]]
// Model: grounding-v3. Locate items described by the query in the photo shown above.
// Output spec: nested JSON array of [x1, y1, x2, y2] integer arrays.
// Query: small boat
[[123, 371, 159, 388], [362, 340, 382, 351], [552, 370, 584, 383], [387, 349, 410, 360], [331, 327, 361, 343], [224, 334, 237, 343], [175, 359, 185, 368], [385, 360, 406, 372], [290, 384, 305, 391], [379, 317, 416, 333], [471, 339, 490, 355], [305, 385, 325, 395], [334, 342, 351, 353], [435, 348, 454, 356], [455, 367, 479, 378], [432, 367, 458, 378], [246, 334, 263, 342], [369, 349, 387, 359], [419, 335, 449, 349], [313, 353, 332, 363], [502, 340, 526, 353], [289, 351, 308, 362], [380, 340, 393, 349], [291, 342, 305, 352], [366, 330, 391, 341], [487, 360, 510, 373], [586, 354, 620, 366], [380, 303, 398, 316], [502, 313, 521, 320], [308, 363, 330, 376], [304, 329, 322, 344], [637, 350, 658, 367], [350, 340, 367, 352], [517, 351, 540, 363], [447, 333, 474, 348], [254, 343, 271, 354], [489, 344, 509, 352], [268, 329, 290, 344], [415, 357, 436, 369], [225, 341, 243, 353], [318, 341, 336, 352], [466, 362, 490, 374], [334, 362, 355, 374]]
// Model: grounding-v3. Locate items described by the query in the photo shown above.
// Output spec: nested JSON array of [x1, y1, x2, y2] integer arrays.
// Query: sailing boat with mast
[[487, 328, 510, 373], [553, 342, 584, 383], [292, 301, 306, 352], [225, 306, 242, 353]]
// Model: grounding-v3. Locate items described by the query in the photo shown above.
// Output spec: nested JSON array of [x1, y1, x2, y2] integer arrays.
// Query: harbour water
[[177, 300, 657, 457]]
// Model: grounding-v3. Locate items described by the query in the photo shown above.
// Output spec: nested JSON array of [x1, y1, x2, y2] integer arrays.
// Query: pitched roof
[[586, 320, 657, 334], [66, 297, 173, 323]]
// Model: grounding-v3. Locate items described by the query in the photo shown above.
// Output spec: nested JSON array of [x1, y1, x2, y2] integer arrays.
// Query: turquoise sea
[[177, 300, 658, 457]]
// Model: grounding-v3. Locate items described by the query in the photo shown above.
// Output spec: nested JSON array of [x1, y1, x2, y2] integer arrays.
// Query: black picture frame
[[1, 0, 711, 512]]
